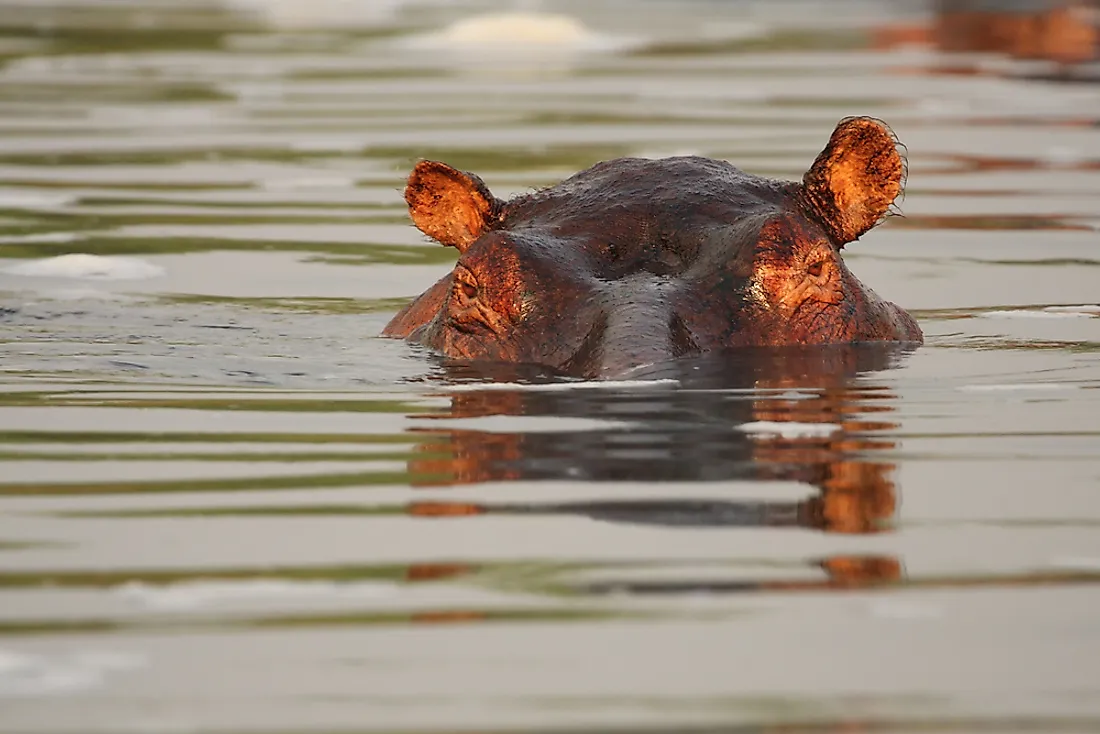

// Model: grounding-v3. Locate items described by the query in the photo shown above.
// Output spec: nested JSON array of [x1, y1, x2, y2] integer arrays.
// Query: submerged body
[[384, 117, 921, 378]]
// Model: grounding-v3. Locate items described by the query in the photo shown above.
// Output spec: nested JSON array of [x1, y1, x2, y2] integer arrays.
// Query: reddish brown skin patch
[[382, 271, 451, 338], [404, 160, 501, 251], [383, 117, 923, 378], [745, 216, 921, 346], [799, 116, 904, 246]]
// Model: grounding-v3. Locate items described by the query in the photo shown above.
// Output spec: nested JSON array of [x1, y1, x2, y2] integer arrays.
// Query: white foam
[[1044, 305, 1100, 314], [1043, 146, 1085, 167], [978, 309, 1092, 319], [0, 190, 76, 209], [736, 421, 841, 438], [421, 415, 637, 433], [445, 378, 679, 393], [115, 579, 396, 611], [0, 232, 80, 245], [4, 254, 164, 280], [958, 383, 1079, 393], [1049, 556, 1100, 572], [0, 649, 144, 698], [0, 650, 34, 676], [405, 12, 638, 55], [772, 390, 816, 401]]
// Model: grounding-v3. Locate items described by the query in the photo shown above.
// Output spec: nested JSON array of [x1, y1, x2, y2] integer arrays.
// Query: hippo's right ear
[[800, 116, 905, 247], [405, 160, 500, 252]]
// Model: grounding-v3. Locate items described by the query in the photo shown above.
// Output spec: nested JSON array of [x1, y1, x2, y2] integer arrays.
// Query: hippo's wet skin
[[383, 117, 922, 378]]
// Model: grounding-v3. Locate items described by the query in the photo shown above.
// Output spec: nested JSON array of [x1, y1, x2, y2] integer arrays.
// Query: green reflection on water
[[0, 148, 340, 167], [0, 468, 445, 496], [0, 559, 1095, 603], [0, 233, 453, 264], [0, 540, 58, 550], [0, 451, 436, 464], [0, 562, 435, 588], [0, 24, 229, 56], [518, 107, 897, 128], [0, 208, 404, 234], [56, 504, 410, 517], [886, 215, 1090, 231], [0, 608, 616, 637], [364, 144, 634, 173], [286, 67, 446, 82], [941, 339, 1100, 353], [0, 142, 634, 172], [0, 180, 248, 192], [0, 81, 234, 104], [631, 29, 867, 57], [0, 431, 421, 445], [163, 294, 415, 315], [74, 196, 394, 210], [0, 393, 434, 413]]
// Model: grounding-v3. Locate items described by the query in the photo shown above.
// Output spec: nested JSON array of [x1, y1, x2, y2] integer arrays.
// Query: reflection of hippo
[[383, 117, 922, 378], [935, 0, 1097, 66], [408, 344, 911, 534], [401, 346, 912, 596]]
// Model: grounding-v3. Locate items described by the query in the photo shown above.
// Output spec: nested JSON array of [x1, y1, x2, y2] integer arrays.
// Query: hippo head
[[383, 117, 922, 378]]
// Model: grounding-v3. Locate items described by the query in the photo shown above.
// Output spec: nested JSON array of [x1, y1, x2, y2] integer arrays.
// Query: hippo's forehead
[[496, 156, 801, 276], [505, 157, 792, 227]]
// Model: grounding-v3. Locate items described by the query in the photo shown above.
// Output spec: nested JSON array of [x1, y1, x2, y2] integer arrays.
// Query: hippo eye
[[453, 267, 479, 301], [807, 260, 826, 278]]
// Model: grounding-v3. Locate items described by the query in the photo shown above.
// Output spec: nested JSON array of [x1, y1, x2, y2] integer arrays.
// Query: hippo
[[383, 116, 921, 378]]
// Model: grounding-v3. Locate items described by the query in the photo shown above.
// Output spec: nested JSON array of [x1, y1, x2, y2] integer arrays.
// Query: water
[[1, 1, 1099, 732]]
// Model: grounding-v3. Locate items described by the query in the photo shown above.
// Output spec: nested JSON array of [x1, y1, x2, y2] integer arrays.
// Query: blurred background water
[[0, 1, 1099, 732]]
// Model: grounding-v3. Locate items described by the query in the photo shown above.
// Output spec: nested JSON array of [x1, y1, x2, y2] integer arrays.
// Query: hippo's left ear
[[799, 117, 904, 247], [405, 160, 501, 252]]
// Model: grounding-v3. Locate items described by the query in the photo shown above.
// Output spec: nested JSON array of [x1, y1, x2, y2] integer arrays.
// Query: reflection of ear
[[800, 116, 905, 246], [405, 160, 499, 252]]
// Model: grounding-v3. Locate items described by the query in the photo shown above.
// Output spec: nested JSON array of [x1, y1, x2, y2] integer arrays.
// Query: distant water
[[1, 1, 1099, 732]]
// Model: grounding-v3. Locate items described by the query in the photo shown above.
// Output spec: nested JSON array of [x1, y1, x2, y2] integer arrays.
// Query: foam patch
[[978, 309, 1092, 319], [4, 254, 165, 280], [115, 579, 396, 611], [0, 649, 144, 698], [405, 12, 638, 54], [736, 421, 841, 438]]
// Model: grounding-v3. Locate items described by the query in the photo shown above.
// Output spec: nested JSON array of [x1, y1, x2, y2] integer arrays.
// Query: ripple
[[957, 383, 1081, 393], [978, 309, 1096, 319], [114, 579, 397, 611], [4, 254, 164, 281], [0, 2, 1098, 731], [0, 649, 144, 698]]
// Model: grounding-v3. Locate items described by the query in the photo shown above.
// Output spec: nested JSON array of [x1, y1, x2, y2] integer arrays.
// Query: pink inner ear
[[405, 160, 497, 251]]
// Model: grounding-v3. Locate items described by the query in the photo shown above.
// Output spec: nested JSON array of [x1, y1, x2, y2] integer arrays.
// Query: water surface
[[1, 1, 1099, 732]]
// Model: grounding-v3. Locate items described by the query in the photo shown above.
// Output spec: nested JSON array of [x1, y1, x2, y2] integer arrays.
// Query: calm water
[[1, 1, 1099, 732]]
